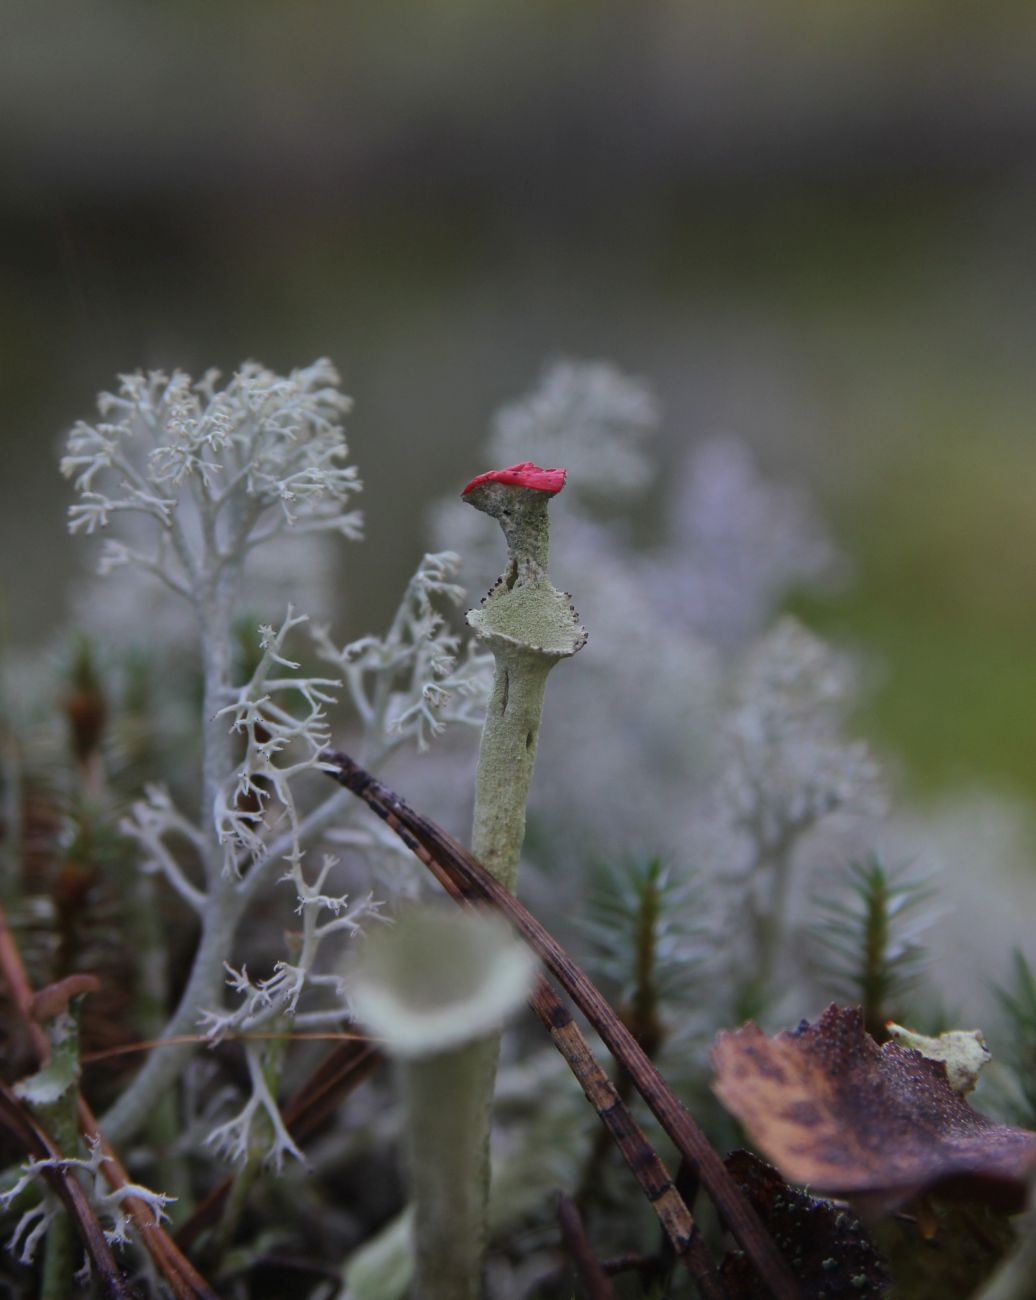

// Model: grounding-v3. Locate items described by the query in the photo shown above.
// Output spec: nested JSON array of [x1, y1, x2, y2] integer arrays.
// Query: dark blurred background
[[4, 0, 1036, 795]]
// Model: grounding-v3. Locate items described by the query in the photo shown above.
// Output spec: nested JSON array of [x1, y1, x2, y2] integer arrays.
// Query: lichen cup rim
[[349, 908, 538, 1060]]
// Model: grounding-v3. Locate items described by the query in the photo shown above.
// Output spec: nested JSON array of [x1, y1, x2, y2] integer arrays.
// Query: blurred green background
[[3, 0, 1036, 797]]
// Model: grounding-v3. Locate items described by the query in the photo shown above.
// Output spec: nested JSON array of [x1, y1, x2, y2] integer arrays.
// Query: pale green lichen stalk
[[442, 463, 585, 1293], [464, 467, 586, 890]]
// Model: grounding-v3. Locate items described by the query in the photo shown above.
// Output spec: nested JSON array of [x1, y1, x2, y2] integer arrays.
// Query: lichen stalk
[[469, 650, 551, 891], [463, 468, 585, 891], [403, 1043, 488, 1300], [457, 463, 585, 1286]]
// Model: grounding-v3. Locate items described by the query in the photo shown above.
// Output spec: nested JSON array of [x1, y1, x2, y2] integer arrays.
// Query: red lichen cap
[[461, 461, 566, 497]]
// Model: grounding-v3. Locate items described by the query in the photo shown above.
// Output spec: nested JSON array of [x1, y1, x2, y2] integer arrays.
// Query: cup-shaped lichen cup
[[350, 907, 537, 1300]]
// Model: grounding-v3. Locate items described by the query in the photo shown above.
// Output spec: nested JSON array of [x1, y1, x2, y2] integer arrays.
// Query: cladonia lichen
[[463, 464, 586, 891]]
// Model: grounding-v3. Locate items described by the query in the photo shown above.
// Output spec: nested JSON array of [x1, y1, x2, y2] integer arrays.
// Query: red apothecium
[[461, 462, 566, 497]]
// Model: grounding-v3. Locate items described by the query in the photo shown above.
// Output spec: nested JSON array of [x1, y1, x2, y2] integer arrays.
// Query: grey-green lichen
[[463, 472, 586, 892], [447, 465, 585, 1293], [469, 579, 585, 659]]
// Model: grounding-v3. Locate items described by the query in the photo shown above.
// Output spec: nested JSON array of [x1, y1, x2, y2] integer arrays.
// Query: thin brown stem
[[531, 977, 719, 1295], [576, 1056, 637, 1210], [81, 1029, 372, 1064]]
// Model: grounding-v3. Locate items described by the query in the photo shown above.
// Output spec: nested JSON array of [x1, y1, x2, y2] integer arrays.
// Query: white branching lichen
[[718, 616, 882, 859], [62, 359, 363, 558], [0, 1138, 174, 1262], [312, 550, 492, 755], [61, 362, 490, 1168]]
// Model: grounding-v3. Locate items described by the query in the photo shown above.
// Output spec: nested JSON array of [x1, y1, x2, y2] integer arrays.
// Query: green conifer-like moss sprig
[[583, 857, 707, 1053], [810, 853, 935, 1039]]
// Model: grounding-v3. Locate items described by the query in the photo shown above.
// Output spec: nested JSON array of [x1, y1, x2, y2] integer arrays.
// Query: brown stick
[[323, 751, 799, 1300], [557, 1192, 618, 1300], [282, 1040, 380, 1142], [0, 904, 218, 1300], [530, 978, 721, 1294]]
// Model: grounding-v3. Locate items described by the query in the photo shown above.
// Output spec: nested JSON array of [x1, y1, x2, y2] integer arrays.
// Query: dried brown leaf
[[712, 1004, 1036, 1215]]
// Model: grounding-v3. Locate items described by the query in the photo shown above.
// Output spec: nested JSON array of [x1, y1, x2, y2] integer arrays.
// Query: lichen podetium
[[444, 462, 585, 1297], [463, 462, 586, 892]]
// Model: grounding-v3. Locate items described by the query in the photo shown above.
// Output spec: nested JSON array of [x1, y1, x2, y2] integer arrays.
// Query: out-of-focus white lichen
[[486, 361, 657, 507], [716, 616, 882, 861], [642, 434, 844, 648]]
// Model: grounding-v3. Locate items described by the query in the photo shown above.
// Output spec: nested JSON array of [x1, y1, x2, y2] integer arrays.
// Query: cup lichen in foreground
[[350, 908, 537, 1300]]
